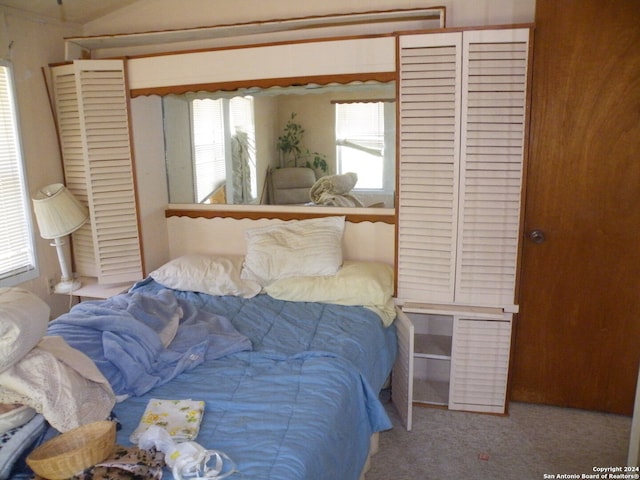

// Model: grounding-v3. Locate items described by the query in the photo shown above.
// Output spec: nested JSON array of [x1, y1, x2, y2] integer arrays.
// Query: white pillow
[[241, 216, 345, 286], [264, 261, 397, 326], [150, 255, 261, 298], [0, 288, 50, 373]]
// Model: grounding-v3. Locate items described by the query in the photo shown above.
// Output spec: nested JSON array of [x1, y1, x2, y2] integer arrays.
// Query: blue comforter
[[113, 351, 390, 480], [47, 288, 252, 396], [130, 278, 397, 393]]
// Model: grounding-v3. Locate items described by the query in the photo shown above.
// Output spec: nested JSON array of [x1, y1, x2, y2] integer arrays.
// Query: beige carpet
[[366, 396, 631, 480]]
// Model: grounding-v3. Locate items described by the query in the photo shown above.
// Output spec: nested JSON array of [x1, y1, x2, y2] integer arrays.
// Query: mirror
[[163, 81, 396, 208]]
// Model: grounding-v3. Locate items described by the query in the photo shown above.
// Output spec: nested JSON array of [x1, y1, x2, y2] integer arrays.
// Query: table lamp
[[32, 183, 89, 294]]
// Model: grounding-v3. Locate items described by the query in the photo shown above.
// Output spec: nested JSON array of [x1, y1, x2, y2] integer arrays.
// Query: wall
[[1, 7, 83, 318]]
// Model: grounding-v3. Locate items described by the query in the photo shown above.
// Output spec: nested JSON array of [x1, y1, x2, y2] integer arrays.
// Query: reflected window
[[191, 96, 257, 204], [335, 101, 394, 192]]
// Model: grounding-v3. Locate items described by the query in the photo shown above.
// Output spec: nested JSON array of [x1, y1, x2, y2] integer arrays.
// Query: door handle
[[528, 229, 546, 244]]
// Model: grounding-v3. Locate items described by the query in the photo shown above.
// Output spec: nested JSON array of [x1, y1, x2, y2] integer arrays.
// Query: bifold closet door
[[397, 28, 531, 310], [50, 60, 143, 284], [397, 32, 462, 305], [454, 28, 531, 308]]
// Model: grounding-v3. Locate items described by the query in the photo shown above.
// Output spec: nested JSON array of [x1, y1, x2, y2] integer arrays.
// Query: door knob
[[528, 229, 546, 244]]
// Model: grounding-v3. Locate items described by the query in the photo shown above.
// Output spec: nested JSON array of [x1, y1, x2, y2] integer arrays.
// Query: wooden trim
[[393, 22, 535, 38], [131, 71, 397, 97], [393, 35, 401, 298], [123, 59, 147, 278], [512, 25, 536, 311], [65, 7, 446, 55], [165, 208, 396, 224], [330, 98, 395, 104], [125, 32, 398, 60]]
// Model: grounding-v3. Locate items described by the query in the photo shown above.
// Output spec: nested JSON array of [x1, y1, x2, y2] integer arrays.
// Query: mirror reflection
[[163, 81, 396, 208]]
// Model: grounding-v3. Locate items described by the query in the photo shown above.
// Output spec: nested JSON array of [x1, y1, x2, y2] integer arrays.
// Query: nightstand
[[70, 277, 134, 300]]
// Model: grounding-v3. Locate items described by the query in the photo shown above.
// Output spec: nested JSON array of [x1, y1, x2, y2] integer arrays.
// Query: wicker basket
[[26, 420, 116, 479]]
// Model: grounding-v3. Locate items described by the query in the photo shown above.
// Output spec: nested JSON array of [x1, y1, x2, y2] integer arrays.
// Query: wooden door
[[510, 0, 640, 415]]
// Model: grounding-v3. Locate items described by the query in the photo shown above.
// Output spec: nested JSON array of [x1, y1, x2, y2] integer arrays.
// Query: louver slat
[[51, 61, 142, 284], [455, 30, 529, 307], [397, 33, 462, 304]]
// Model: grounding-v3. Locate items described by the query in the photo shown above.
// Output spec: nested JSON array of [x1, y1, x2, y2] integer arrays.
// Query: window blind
[[192, 98, 226, 202], [335, 102, 386, 189], [0, 61, 38, 286], [191, 95, 256, 203]]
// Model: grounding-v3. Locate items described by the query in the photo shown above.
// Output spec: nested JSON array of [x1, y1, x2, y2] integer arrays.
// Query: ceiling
[[0, 0, 140, 24]]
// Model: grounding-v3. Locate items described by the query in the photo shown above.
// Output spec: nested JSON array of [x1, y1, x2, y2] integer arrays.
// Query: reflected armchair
[[268, 167, 317, 205]]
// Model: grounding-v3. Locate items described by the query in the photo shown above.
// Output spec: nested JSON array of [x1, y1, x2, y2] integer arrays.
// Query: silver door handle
[[528, 229, 546, 244]]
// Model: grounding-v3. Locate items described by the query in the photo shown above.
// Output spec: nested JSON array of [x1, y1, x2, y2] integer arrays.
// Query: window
[[335, 101, 395, 192], [191, 96, 256, 204], [0, 60, 38, 286]]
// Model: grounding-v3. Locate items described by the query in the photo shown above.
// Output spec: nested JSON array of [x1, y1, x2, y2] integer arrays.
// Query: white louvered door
[[51, 60, 143, 284], [455, 28, 530, 307], [391, 307, 415, 430], [449, 313, 512, 413], [397, 28, 530, 310], [397, 32, 462, 304]]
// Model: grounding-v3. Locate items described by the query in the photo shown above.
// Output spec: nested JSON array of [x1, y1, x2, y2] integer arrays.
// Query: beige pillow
[[241, 216, 345, 286], [150, 255, 261, 298], [264, 261, 396, 326], [0, 288, 50, 373]]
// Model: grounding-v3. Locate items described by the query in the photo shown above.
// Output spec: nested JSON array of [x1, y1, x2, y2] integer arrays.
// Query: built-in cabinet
[[47, 24, 532, 431], [392, 27, 532, 430]]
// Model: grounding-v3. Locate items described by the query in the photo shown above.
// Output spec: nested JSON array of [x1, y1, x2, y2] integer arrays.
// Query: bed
[[1, 216, 398, 480]]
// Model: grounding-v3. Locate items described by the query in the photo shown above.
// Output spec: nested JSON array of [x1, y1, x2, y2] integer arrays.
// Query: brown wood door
[[510, 0, 640, 415]]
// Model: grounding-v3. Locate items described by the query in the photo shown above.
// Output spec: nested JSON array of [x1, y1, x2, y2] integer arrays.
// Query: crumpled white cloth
[[309, 172, 364, 207], [0, 336, 115, 432]]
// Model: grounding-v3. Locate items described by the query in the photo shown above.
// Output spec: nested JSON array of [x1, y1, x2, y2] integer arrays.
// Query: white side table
[[70, 277, 134, 300]]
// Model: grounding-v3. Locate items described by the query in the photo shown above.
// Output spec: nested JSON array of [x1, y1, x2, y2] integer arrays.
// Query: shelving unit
[[70, 277, 134, 300], [404, 307, 453, 407], [391, 26, 532, 429], [397, 303, 513, 415]]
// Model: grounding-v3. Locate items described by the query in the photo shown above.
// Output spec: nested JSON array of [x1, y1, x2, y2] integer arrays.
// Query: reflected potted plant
[[277, 113, 328, 174]]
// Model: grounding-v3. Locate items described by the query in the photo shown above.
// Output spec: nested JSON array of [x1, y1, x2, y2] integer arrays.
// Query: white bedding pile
[[309, 172, 364, 207], [0, 287, 115, 433]]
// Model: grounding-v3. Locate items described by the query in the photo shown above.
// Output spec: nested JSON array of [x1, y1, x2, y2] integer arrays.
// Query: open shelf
[[414, 377, 449, 406], [414, 333, 452, 359]]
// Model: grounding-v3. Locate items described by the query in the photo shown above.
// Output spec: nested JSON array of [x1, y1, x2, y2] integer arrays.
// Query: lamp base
[[54, 279, 81, 294]]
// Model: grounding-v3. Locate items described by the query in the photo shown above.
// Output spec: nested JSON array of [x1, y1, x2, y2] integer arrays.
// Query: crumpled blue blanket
[[47, 289, 252, 397]]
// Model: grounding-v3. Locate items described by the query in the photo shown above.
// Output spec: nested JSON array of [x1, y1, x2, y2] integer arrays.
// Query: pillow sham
[[241, 216, 345, 287], [0, 288, 50, 373], [150, 255, 261, 298], [264, 260, 396, 326]]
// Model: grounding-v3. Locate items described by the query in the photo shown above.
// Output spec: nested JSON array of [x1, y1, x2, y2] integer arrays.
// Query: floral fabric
[[129, 399, 204, 443]]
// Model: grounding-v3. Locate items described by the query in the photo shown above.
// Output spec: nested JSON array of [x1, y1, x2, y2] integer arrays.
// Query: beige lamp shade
[[32, 183, 89, 239]]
